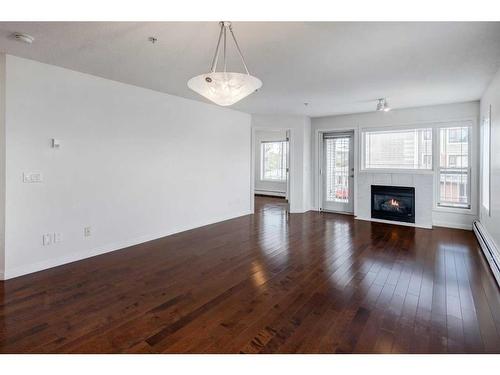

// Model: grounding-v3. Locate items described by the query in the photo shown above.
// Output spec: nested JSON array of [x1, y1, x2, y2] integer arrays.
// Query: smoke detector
[[12, 32, 35, 44]]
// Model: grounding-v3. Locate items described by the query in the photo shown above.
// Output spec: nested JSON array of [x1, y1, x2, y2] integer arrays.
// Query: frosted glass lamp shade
[[188, 72, 262, 106]]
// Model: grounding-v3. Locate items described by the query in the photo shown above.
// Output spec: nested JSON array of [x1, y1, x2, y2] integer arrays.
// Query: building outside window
[[438, 126, 471, 208], [422, 154, 432, 169], [362, 127, 433, 170], [448, 128, 468, 143]]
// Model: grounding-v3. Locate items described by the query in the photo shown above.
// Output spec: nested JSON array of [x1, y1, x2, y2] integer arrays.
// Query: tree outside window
[[261, 141, 287, 181]]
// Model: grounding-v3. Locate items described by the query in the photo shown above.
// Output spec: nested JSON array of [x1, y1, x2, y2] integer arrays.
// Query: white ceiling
[[1, 22, 500, 117]]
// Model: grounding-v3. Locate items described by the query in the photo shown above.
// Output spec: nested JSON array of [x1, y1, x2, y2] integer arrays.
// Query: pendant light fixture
[[376, 98, 391, 112], [188, 21, 262, 106]]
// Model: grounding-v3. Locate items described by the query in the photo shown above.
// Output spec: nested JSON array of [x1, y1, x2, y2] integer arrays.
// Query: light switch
[[42, 233, 52, 246], [84, 226, 91, 237], [53, 232, 62, 243]]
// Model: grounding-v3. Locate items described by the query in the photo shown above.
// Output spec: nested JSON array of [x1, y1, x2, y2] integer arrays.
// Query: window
[[482, 108, 491, 212], [362, 128, 432, 170], [448, 128, 468, 143], [422, 154, 432, 169], [438, 126, 470, 208], [261, 141, 287, 181]]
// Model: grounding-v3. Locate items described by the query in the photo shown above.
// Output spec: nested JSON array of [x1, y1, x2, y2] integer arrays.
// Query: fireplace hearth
[[371, 185, 415, 223]]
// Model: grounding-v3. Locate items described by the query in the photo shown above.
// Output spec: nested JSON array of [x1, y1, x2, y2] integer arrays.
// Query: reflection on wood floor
[[1, 196, 499, 353]]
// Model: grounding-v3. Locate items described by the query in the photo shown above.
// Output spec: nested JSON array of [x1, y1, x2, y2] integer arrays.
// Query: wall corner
[[0, 53, 6, 279]]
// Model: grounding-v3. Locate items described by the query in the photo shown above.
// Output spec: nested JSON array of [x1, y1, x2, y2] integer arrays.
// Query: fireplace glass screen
[[371, 185, 415, 223]]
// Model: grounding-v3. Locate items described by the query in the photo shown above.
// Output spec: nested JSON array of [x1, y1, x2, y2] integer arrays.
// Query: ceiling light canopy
[[188, 21, 262, 106], [376, 98, 391, 112]]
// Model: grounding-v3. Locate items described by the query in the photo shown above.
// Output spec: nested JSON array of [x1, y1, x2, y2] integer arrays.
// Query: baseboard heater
[[254, 190, 286, 197], [473, 220, 500, 287]]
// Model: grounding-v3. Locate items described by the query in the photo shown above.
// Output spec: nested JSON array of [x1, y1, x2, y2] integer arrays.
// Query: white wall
[[479, 67, 500, 250], [0, 54, 5, 279], [251, 115, 312, 213], [2, 55, 252, 279], [312, 101, 480, 229], [254, 130, 287, 196]]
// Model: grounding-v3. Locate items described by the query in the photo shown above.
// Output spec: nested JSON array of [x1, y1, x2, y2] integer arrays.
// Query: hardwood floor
[[1, 196, 499, 353]]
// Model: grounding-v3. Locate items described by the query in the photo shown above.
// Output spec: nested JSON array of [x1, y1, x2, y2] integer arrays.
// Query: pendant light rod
[[223, 24, 227, 72], [210, 23, 224, 73], [209, 21, 251, 75], [228, 24, 250, 75]]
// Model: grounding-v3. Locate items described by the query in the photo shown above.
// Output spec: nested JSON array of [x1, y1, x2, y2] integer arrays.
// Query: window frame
[[435, 123, 472, 210], [260, 140, 288, 182], [482, 106, 491, 215], [360, 125, 434, 173]]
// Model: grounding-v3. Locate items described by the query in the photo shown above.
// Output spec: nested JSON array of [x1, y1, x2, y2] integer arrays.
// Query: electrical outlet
[[84, 226, 91, 237], [53, 232, 62, 243], [23, 172, 43, 183], [42, 233, 52, 246]]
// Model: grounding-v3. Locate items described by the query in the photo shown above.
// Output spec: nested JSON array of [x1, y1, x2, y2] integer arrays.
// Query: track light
[[376, 98, 391, 112]]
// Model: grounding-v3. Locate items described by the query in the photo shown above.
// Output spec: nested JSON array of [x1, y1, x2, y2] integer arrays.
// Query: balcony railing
[[438, 167, 470, 208]]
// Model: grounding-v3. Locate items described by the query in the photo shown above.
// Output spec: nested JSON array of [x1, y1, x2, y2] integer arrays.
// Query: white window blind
[[261, 141, 287, 181], [362, 128, 433, 170], [325, 137, 349, 203], [438, 126, 471, 208]]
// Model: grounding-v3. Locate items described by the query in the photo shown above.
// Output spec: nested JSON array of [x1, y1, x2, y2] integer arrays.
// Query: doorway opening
[[319, 131, 354, 214], [252, 129, 290, 213]]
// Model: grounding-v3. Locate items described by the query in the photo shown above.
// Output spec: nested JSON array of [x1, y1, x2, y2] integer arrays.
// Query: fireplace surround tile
[[356, 172, 433, 229], [372, 173, 392, 185], [392, 174, 414, 187]]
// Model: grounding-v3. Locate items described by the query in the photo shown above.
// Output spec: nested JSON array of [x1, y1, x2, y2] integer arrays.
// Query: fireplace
[[371, 185, 415, 223]]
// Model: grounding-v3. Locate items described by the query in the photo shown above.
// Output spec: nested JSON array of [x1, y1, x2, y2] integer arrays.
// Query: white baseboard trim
[[432, 221, 472, 230], [473, 220, 500, 287], [2, 210, 252, 280], [355, 216, 432, 229], [320, 209, 354, 216]]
